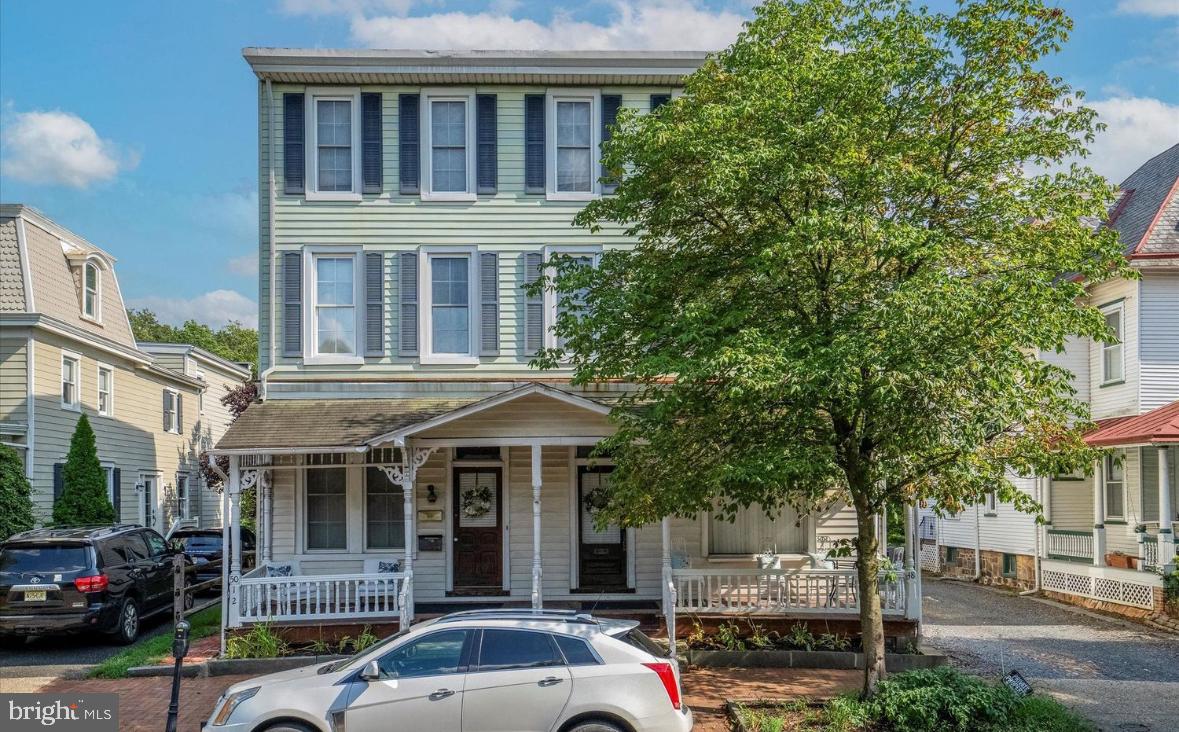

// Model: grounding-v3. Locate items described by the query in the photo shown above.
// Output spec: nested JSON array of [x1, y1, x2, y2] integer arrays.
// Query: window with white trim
[[422, 94, 476, 199], [102, 464, 115, 509], [97, 364, 114, 416], [1101, 303, 1124, 384], [306, 90, 361, 200], [61, 353, 80, 410], [418, 249, 479, 364], [365, 466, 405, 550], [543, 246, 600, 351], [708, 504, 807, 555], [314, 255, 357, 356], [306, 467, 347, 550], [547, 92, 600, 200], [984, 492, 997, 514], [163, 389, 179, 433], [82, 260, 101, 321], [176, 473, 190, 519], [1104, 451, 1125, 519]]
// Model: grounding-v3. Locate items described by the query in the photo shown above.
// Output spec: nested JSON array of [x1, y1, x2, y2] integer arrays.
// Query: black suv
[[0, 525, 190, 645]]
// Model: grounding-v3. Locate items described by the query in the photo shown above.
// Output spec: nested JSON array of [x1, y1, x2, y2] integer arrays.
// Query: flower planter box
[[1105, 553, 1136, 569], [685, 648, 947, 672]]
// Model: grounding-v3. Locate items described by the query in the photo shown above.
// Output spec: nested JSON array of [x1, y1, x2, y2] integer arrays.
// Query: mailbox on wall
[[418, 534, 444, 552]]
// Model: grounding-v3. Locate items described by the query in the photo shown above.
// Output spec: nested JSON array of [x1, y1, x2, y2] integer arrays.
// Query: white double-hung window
[[97, 364, 114, 416], [82, 260, 101, 321], [1100, 301, 1124, 385], [421, 91, 477, 201], [61, 351, 81, 410], [543, 245, 601, 351], [418, 247, 479, 364], [303, 249, 363, 364], [306, 89, 361, 200], [547, 91, 600, 200]]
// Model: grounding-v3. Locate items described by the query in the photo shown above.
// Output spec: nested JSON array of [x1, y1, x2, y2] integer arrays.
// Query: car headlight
[[211, 686, 260, 726]]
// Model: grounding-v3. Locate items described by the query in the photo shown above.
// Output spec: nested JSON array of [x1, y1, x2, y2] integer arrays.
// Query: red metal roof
[[1085, 400, 1179, 447]]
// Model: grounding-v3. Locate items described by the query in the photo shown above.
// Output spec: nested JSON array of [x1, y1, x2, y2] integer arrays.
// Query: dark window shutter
[[398, 94, 420, 194], [53, 463, 64, 504], [399, 252, 419, 355], [282, 252, 302, 356], [162, 391, 169, 431], [480, 252, 499, 355], [366, 252, 384, 355], [112, 467, 121, 519], [524, 95, 546, 194], [600, 95, 623, 194], [361, 93, 383, 194], [476, 94, 498, 194], [650, 94, 671, 111], [177, 394, 183, 431], [524, 252, 544, 353], [283, 93, 305, 195]]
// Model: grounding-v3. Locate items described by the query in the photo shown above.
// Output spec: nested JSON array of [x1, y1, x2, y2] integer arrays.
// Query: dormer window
[[83, 260, 101, 321]]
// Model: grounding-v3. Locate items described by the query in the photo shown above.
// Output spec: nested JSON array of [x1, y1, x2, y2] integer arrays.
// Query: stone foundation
[[1040, 586, 1167, 623], [937, 546, 1036, 590]]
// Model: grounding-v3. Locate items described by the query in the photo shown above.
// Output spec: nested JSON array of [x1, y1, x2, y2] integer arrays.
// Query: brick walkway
[[7, 666, 859, 731]]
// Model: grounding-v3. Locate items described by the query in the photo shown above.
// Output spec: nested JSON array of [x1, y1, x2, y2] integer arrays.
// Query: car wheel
[[112, 598, 140, 645], [566, 722, 625, 732], [260, 724, 315, 732]]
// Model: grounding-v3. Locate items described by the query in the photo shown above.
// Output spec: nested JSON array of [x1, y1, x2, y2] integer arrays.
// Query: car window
[[377, 630, 470, 679], [553, 635, 600, 666], [98, 541, 126, 568], [176, 534, 222, 551], [122, 535, 151, 562], [477, 629, 563, 672], [142, 531, 168, 558], [615, 629, 666, 658], [0, 545, 90, 573]]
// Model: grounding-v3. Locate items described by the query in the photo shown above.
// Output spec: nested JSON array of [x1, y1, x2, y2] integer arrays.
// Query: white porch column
[[661, 516, 677, 659], [227, 455, 242, 631], [219, 473, 231, 655], [1160, 445, 1175, 570], [904, 503, 919, 620], [1093, 457, 1107, 566], [262, 471, 273, 563], [531, 443, 543, 609]]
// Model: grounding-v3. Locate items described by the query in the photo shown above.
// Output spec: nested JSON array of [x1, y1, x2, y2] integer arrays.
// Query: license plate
[[24, 590, 46, 602]]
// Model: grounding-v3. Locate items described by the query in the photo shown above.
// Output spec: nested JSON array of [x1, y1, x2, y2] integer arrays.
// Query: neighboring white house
[[922, 144, 1179, 620], [212, 49, 924, 649], [0, 204, 251, 533]]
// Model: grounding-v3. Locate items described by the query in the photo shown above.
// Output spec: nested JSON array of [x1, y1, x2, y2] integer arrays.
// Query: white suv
[[206, 609, 693, 732]]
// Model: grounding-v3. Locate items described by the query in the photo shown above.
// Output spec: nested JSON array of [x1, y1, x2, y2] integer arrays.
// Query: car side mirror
[[359, 660, 381, 682]]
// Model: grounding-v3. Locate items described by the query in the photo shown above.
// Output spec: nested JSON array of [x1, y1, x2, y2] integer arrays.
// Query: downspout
[[259, 78, 278, 399], [973, 503, 982, 580], [1020, 476, 1043, 596], [25, 334, 35, 483]]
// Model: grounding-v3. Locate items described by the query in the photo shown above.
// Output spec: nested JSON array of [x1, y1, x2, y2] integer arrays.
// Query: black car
[[168, 526, 255, 586], [0, 525, 192, 645]]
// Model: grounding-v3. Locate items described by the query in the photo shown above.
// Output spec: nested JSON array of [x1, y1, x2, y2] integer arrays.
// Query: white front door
[[139, 474, 158, 530]]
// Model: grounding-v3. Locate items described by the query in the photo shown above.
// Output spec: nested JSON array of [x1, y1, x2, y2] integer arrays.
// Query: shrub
[[52, 414, 115, 526], [1005, 695, 1095, 732], [0, 444, 36, 540], [225, 622, 289, 659], [865, 666, 1019, 731]]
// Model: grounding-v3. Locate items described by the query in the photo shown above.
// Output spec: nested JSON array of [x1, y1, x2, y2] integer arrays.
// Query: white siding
[[937, 474, 1039, 555], [1087, 277, 1139, 420], [1040, 334, 1090, 407], [1139, 272, 1179, 412]]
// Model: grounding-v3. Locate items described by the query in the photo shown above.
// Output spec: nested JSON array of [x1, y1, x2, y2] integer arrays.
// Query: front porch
[[212, 383, 921, 653]]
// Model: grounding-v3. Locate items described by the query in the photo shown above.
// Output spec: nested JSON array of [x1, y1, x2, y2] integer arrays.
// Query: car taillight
[[642, 662, 681, 710], [75, 574, 109, 593]]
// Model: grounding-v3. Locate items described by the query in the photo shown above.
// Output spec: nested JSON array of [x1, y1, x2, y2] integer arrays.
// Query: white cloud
[[227, 255, 259, 277], [1086, 96, 1179, 182], [0, 109, 138, 188], [1116, 0, 1179, 17], [347, 1, 745, 50], [128, 290, 258, 329]]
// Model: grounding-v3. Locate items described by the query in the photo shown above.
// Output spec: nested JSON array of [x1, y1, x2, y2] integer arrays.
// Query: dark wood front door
[[452, 467, 503, 591], [576, 465, 628, 592]]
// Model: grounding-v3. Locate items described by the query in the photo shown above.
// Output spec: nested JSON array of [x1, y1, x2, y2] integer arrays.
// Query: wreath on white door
[[461, 485, 493, 519]]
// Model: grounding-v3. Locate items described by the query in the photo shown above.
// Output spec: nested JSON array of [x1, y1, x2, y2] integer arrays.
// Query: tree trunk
[[853, 495, 886, 696]]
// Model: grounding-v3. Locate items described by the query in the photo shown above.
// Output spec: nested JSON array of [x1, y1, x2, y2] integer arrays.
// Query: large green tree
[[0, 445, 36, 540], [53, 414, 116, 526], [537, 0, 1127, 694], [128, 308, 258, 374]]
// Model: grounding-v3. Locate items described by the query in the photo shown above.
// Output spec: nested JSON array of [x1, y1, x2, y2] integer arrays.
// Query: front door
[[139, 475, 157, 531], [453, 467, 503, 592], [576, 465, 628, 592]]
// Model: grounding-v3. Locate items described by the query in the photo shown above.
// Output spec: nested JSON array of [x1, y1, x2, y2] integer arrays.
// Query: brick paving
[[5, 665, 859, 731]]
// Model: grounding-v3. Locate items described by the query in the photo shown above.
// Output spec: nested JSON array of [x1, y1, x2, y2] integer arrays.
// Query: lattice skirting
[[919, 543, 940, 572], [1041, 569, 1156, 610]]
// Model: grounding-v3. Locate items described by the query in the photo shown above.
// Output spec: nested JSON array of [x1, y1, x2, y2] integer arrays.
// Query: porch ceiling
[[213, 396, 484, 452]]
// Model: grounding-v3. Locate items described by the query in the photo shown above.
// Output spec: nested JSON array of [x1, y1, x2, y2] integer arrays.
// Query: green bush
[[0, 444, 36, 540], [225, 622, 289, 659], [1005, 695, 1095, 732], [865, 666, 1019, 731], [52, 414, 115, 526]]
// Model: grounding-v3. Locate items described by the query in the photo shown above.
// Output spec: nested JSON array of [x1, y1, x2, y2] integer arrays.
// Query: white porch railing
[[1141, 535, 1159, 570], [234, 569, 410, 625], [1046, 529, 1093, 562], [670, 568, 908, 616]]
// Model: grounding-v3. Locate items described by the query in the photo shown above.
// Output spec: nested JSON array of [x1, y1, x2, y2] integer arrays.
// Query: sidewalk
[[3, 666, 861, 731]]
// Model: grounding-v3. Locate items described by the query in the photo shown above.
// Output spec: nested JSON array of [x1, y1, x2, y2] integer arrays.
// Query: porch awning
[[1085, 400, 1179, 447], [213, 397, 484, 452]]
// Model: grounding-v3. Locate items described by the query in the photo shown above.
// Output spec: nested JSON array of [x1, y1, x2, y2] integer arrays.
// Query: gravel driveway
[[922, 578, 1179, 732]]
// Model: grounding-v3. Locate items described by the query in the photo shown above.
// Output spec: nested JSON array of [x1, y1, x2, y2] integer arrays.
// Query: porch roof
[[1085, 399, 1179, 447]]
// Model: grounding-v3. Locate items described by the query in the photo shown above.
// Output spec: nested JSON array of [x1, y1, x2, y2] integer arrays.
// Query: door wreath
[[461, 485, 493, 519], [583, 486, 611, 517]]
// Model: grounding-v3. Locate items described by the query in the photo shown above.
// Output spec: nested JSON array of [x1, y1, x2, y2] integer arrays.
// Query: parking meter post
[[172, 552, 185, 626], [165, 620, 191, 732]]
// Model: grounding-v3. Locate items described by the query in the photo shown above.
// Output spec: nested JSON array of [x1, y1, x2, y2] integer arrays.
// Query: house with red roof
[[925, 143, 1179, 621]]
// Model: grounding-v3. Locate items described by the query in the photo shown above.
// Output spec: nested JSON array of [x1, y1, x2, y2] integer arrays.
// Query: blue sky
[[2, 0, 1177, 328]]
